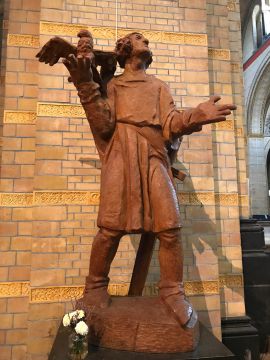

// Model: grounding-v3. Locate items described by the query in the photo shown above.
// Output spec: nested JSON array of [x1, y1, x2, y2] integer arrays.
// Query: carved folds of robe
[[79, 72, 200, 233]]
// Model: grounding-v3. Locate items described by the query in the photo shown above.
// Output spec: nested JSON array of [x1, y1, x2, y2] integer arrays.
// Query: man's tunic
[[78, 71, 203, 234]]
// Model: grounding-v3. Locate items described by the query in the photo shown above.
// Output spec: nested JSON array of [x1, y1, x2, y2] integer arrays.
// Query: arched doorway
[[246, 57, 270, 215]]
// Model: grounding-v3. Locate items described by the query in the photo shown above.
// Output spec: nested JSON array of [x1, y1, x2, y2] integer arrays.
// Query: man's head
[[115, 32, 153, 68]]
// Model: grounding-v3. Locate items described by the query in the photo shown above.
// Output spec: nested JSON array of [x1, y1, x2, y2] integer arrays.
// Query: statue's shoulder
[[107, 73, 168, 90], [106, 75, 122, 91], [146, 74, 167, 86], [108, 75, 121, 84], [144, 74, 169, 91]]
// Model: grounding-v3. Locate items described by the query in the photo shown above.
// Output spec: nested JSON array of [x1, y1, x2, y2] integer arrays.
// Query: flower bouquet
[[63, 310, 89, 360]]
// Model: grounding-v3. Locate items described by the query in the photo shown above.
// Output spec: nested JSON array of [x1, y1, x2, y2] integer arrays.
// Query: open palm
[[197, 96, 237, 124]]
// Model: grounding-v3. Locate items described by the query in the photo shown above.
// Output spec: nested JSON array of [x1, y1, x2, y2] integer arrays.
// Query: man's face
[[129, 33, 151, 61]]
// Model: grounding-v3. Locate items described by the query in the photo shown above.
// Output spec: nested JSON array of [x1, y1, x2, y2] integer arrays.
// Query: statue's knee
[[158, 228, 181, 248], [98, 227, 123, 243]]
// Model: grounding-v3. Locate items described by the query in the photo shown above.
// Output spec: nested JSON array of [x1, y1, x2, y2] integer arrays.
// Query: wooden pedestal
[[79, 296, 199, 353], [49, 322, 235, 360]]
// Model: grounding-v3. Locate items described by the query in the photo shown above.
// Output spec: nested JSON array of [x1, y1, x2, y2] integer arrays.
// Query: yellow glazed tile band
[[37, 103, 84, 118], [208, 48, 231, 61], [227, 0, 237, 11], [39, 21, 208, 46], [7, 34, 40, 47], [4, 111, 37, 124], [0, 276, 243, 301], [3, 109, 243, 137], [0, 192, 248, 207]]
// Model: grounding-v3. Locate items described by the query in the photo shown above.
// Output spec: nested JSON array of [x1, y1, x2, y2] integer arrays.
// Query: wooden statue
[[37, 31, 236, 353]]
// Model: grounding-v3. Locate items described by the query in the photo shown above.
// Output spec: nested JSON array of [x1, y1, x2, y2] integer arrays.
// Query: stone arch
[[246, 54, 270, 214], [247, 54, 270, 135]]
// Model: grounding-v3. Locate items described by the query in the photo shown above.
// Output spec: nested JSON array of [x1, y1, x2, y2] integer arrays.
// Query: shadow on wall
[[179, 163, 243, 332]]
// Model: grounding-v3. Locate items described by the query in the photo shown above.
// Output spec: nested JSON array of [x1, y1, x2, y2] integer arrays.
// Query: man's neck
[[124, 57, 146, 73]]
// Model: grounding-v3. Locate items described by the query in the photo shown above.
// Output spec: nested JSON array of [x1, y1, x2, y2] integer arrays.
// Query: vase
[[68, 332, 88, 360]]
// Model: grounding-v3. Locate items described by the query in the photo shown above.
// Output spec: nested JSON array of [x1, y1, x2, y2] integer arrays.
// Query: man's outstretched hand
[[182, 96, 237, 135], [36, 37, 77, 66], [62, 54, 93, 87], [197, 95, 237, 124]]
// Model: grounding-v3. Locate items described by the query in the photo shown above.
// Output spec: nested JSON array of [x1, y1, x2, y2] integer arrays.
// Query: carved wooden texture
[[81, 296, 200, 353]]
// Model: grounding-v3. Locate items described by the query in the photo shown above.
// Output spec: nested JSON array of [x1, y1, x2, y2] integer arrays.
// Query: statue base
[[49, 319, 234, 360], [79, 296, 199, 353]]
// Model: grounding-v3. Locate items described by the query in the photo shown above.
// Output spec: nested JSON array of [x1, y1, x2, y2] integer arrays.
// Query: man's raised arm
[[160, 82, 236, 140], [63, 54, 115, 157]]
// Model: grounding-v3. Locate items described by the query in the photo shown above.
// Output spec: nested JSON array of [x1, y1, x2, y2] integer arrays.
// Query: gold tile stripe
[[180, 193, 240, 206], [31, 281, 219, 301], [179, 192, 215, 205], [7, 34, 40, 48], [3, 111, 242, 138], [213, 120, 234, 131], [0, 192, 100, 206], [215, 193, 239, 206], [40, 21, 208, 46], [0, 193, 33, 206], [37, 103, 84, 118], [208, 48, 231, 61], [37, 103, 239, 123], [30, 285, 84, 302], [0, 276, 243, 301], [231, 63, 240, 72], [4, 111, 37, 124], [0, 282, 30, 297], [0, 192, 246, 207], [227, 0, 236, 11], [212, 120, 244, 137], [40, 21, 88, 37], [236, 127, 244, 137], [219, 274, 243, 288], [34, 191, 100, 205], [184, 281, 219, 296]]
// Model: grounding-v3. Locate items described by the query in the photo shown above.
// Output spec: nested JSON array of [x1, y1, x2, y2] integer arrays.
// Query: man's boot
[[83, 228, 122, 308], [158, 229, 197, 328], [159, 280, 197, 328]]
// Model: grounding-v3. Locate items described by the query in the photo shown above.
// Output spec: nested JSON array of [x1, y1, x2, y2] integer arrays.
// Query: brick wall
[[206, 0, 247, 318], [0, 1, 40, 358], [0, 0, 247, 358]]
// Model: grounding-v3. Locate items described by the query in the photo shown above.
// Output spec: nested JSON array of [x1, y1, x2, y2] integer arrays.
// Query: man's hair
[[114, 32, 153, 69]]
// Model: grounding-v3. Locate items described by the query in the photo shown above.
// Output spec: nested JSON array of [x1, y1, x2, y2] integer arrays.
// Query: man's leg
[[157, 228, 197, 327], [83, 227, 123, 307]]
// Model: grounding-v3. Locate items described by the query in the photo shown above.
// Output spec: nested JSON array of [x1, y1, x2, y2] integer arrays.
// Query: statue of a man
[[38, 32, 235, 328]]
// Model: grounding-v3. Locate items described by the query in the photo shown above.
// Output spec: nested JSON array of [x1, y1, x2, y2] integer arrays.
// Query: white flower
[[69, 311, 77, 319], [75, 321, 88, 336], [62, 314, 71, 327], [77, 310, 85, 319]]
